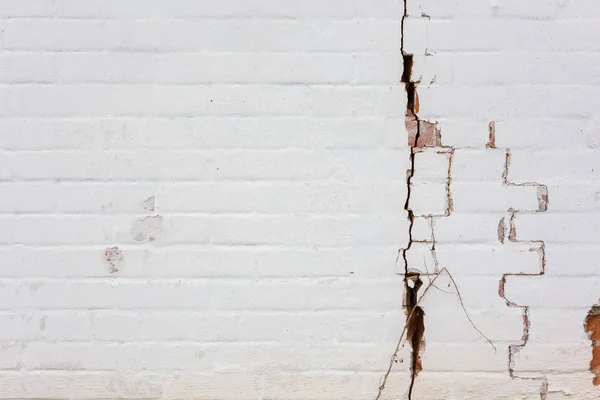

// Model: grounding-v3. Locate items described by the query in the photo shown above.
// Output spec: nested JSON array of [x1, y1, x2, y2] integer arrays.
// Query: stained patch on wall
[[104, 246, 124, 274]]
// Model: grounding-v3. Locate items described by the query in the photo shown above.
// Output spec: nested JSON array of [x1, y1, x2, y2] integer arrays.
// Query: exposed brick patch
[[537, 186, 549, 212], [486, 121, 496, 149], [586, 305, 600, 386], [406, 117, 440, 147]]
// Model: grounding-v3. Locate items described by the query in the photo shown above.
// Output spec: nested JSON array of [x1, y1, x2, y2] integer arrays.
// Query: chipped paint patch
[[143, 196, 156, 212], [104, 246, 124, 274], [131, 215, 165, 242]]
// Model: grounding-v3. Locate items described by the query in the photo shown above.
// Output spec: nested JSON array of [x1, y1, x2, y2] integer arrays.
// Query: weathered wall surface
[[0, 0, 598, 399]]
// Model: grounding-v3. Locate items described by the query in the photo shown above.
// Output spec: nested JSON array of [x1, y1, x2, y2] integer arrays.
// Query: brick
[[0, 53, 56, 83], [0, 85, 402, 118], [4, 20, 400, 52], [0, 117, 400, 150], [0, 246, 402, 278], [54, 0, 404, 19], [0, 0, 54, 17], [0, 279, 403, 311], [0, 0, 598, 397]]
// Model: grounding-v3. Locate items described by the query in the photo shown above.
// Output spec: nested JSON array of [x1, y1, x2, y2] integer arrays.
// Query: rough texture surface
[[0, 0, 599, 398]]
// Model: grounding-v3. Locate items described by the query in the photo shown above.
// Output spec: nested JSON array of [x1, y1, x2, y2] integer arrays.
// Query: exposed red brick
[[587, 312, 600, 341], [406, 116, 439, 147], [585, 307, 600, 386], [591, 346, 600, 385], [413, 90, 420, 114], [537, 186, 549, 212], [486, 121, 496, 149]]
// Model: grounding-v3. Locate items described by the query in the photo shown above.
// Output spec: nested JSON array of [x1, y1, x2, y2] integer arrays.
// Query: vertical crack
[[401, 1, 424, 396]]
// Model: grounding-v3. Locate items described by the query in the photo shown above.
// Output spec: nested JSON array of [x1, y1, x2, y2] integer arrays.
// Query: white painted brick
[[420, 343, 508, 372], [450, 149, 506, 181], [0, 312, 42, 341], [0, 183, 59, 213], [0, 85, 402, 118], [502, 276, 600, 308], [0, 53, 56, 84], [433, 242, 543, 276], [512, 344, 590, 372], [0, 372, 164, 398], [0, 279, 402, 311], [0, 345, 25, 370], [413, 150, 451, 183], [433, 213, 507, 243], [43, 311, 94, 341], [418, 276, 514, 310], [0, 152, 11, 181], [209, 216, 309, 246], [56, 53, 354, 85], [507, 150, 600, 183], [54, 0, 404, 19], [21, 341, 397, 372], [420, 85, 600, 120], [0, 216, 114, 245], [409, 218, 434, 243], [435, 118, 491, 148], [0, 117, 402, 150], [427, 20, 600, 52], [0, 0, 54, 17], [158, 182, 405, 214], [411, 53, 454, 86], [453, 53, 600, 86], [0, 245, 402, 279], [543, 245, 600, 277], [54, 52, 403, 85], [494, 118, 589, 149], [0, 0, 598, 397], [423, 307, 524, 343], [412, 372, 542, 399], [511, 213, 600, 244], [451, 182, 539, 212], [4, 20, 400, 53], [409, 182, 448, 216], [308, 215, 408, 246]]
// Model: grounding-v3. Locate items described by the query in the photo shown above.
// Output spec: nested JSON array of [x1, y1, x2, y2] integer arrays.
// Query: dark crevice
[[405, 273, 425, 399], [401, 1, 424, 398], [401, 49, 424, 400]]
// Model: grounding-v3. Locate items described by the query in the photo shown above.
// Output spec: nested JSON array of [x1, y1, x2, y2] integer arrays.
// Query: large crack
[[400, 2, 425, 395]]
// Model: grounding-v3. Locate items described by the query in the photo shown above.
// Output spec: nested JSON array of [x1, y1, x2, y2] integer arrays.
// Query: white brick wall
[[0, 0, 598, 398]]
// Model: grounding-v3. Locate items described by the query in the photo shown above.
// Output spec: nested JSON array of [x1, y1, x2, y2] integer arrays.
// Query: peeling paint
[[131, 215, 165, 242], [498, 217, 506, 243], [143, 196, 156, 212], [508, 211, 518, 242]]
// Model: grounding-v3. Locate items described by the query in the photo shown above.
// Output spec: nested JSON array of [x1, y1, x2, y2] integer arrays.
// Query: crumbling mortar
[[503, 149, 549, 212], [497, 158, 549, 399], [399, 1, 425, 397], [385, 2, 461, 398]]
